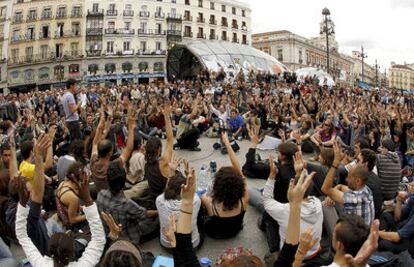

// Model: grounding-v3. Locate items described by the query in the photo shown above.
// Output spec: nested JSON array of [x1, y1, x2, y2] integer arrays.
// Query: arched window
[[69, 64, 80, 73], [25, 69, 35, 81], [38, 67, 50, 80], [138, 62, 149, 72], [10, 70, 20, 80], [105, 63, 116, 73], [122, 62, 132, 73], [154, 62, 164, 72], [88, 64, 99, 74], [54, 65, 64, 79]]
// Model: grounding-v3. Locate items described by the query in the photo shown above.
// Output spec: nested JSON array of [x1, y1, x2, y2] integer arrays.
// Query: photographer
[[174, 98, 202, 151]]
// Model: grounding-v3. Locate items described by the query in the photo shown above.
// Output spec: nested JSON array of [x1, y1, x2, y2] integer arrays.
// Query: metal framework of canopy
[[167, 40, 289, 81]]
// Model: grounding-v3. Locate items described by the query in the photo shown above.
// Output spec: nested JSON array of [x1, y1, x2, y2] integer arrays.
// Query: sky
[[242, 0, 414, 70]]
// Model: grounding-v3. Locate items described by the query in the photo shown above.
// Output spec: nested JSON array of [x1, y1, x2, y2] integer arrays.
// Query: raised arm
[[221, 132, 243, 177], [321, 142, 344, 204], [31, 134, 51, 204], [91, 108, 106, 159], [120, 102, 137, 164], [9, 133, 18, 181], [44, 125, 57, 171], [161, 103, 174, 163]]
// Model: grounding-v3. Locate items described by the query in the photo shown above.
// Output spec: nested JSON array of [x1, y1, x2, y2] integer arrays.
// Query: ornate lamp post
[[321, 8, 335, 74]]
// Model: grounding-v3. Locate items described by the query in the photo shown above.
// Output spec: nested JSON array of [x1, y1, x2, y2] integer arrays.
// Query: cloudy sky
[[242, 0, 414, 70]]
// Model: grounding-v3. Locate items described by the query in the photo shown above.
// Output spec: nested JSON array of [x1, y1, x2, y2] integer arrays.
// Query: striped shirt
[[376, 152, 402, 200]]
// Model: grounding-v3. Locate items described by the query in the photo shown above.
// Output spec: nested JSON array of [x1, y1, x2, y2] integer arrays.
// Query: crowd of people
[[0, 71, 414, 267]]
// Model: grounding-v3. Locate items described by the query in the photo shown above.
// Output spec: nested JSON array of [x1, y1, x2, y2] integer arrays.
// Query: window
[[108, 4, 115, 11], [210, 2, 214, 10], [277, 49, 283, 61], [72, 22, 80, 35], [43, 8, 52, 19], [107, 41, 114, 53], [0, 6, 6, 18], [184, 26, 191, 37], [140, 41, 146, 52], [156, 42, 162, 51], [172, 0, 176, 3], [27, 27, 35, 40], [125, 4, 131, 10], [28, 9, 37, 20], [156, 23, 162, 34], [184, 10, 191, 20], [108, 21, 115, 29], [125, 21, 131, 30], [55, 44, 63, 57], [57, 23, 64, 37], [198, 0, 203, 7], [185, 0, 190, 5], [123, 41, 130, 51], [92, 3, 99, 12], [140, 22, 147, 30], [15, 11, 23, 22], [232, 7, 236, 15], [71, 43, 79, 56], [222, 5, 226, 12], [25, 47, 33, 61], [57, 6, 66, 18], [222, 31, 227, 40], [139, 62, 148, 72], [232, 32, 237, 42], [72, 6, 81, 17], [242, 10, 246, 17], [12, 29, 19, 42], [11, 49, 19, 61], [154, 62, 164, 72], [69, 64, 79, 73], [40, 45, 48, 59], [210, 29, 215, 39], [210, 15, 216, 24]]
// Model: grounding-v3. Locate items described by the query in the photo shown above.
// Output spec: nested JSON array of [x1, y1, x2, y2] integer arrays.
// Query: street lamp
[[375, 59, 379, 87], [359, 46, 368, 83], [321, 8, 334, 74]]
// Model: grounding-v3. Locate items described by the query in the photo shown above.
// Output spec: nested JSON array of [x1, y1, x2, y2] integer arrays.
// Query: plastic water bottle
[[197, 165, 210, 196], [200, 257, 213, 267]]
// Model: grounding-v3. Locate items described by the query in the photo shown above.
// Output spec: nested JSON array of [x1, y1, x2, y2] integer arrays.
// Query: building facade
[[84, 0, 251, 85], [3, 0, 251, 91], [0, 0, 12, 91], [252, 29, 354, 86], [8, 0, 85, 90], [389, 64, 414, 90]]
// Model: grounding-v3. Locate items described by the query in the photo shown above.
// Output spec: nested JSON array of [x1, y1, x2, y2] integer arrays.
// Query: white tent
[[295, 67, 335, 87]]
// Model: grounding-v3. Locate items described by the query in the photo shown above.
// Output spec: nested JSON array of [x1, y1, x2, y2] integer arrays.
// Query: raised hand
[[168, 154, 183, 173], [298, 227, 319, 255], [101, 212, 122, 240], [333, 141, 345, 164], [248, 128, 260, 145], [221, 132, 230, 145], [181, 168, 196, 202], [293, 151, 305, 174], [78, 168, 93, 206], [35, 134, 51, 160], [288, 171, 315, 204], [268, 154, 278, 180]]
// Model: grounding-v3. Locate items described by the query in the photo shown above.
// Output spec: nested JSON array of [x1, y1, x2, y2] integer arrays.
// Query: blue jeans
[[0, 237, 18, 267], [249, 188, 264, 214]]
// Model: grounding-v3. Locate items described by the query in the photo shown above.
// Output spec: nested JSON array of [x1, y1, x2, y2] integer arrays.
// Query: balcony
[[232, 24, 239, 30], [155, 12, 165, 19], [197, 17, 205, 23], [86, 50, 102, 57], [123, 10, 134, 16], [221, 35, 228, 41], [209, 19, 217, 25], [55, 30, 81, 38], [106, 10, 118, 16], [241, 25, 248, 31], [221, 21, 228, 27], [139, 11, 150, 18], [118, 28, 135, 35], [137, 29, 152, 35], [8, 51, 84, 66], [167, 30, 182, 36], [137, 50, 167, 56], [183, 15, 192, 22], [197, 33, 206, 39], [183, 32, 193, 38], [11, 34, 35, 43], [209, 34, 218, 40], [232, 38, 239, 43], [87, 9, 104, 16], [41, 12, 52, 20], [154, 29, 166, 35], [56, 12, 67, 19], [26, 14, 37, 22], [104, 28, 116, 34], [86, 28, 103, 35], [115, 49, 134, 56], [167, 13, 182, 22], [39, 33, 51, 40], [71, 11, 82, 18]]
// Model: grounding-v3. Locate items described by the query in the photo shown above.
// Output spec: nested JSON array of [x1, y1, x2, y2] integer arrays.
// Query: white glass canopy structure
[[167, 40, 289, 81]]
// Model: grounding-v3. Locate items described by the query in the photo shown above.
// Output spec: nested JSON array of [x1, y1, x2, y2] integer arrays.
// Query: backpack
[[368, 252, 401, 266]]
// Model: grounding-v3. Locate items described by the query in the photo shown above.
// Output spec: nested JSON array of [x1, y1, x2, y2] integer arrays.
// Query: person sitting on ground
[[143, 103, 174, 209], [57, 140, 84, 182], [15, 133, 106, 267], [310, 119, 336, 159], [201, 132, 249, 239], [228, 109, 246, 141], [378, 182, 414, 254], [376, 139, 402, 201], [123, 133, 148, 200], [174, 97, 202, 151], [358, 149, 383, 218], [156, 163, 202, 249], [263, 154, 323, 260], [321, 142, 375, 227], [90, 104, 134, 193], [290, 119, 314, 153], [97, 160, 158, 246]]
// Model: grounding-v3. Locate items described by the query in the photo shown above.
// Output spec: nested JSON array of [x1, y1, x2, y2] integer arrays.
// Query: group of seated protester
[[0, 73, 414, 267]]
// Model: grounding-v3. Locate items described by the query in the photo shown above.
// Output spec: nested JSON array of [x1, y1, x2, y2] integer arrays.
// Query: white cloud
[[246, 0, 414, 68]]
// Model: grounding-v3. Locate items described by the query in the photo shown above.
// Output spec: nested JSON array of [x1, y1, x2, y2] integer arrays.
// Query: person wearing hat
[[377, 139, 402, 201]]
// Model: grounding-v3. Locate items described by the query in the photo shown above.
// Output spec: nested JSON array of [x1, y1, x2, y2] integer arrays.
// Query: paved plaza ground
[[11, 137, 286, 263]]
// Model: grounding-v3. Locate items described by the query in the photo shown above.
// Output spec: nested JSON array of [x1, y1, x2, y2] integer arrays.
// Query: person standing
[[62, 79, 82, 140]]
